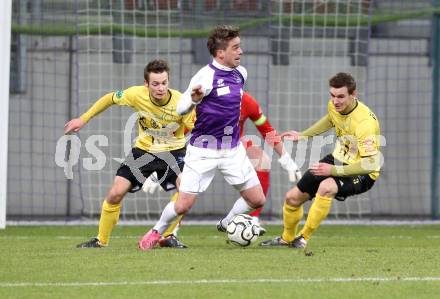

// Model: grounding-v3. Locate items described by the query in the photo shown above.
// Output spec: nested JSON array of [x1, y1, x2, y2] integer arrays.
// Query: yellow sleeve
[[300, 115, 333, 137], [80, 92, 114, 123], [182, 110, 196, 131], [356, 120, 379, 157], [112, 88, 135, 107]]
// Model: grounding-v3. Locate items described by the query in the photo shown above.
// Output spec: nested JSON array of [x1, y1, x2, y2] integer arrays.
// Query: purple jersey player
[[138, 25, 267, 250], [185, 61, 246, 149]]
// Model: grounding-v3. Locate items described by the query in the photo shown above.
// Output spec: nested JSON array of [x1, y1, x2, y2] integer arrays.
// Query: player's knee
[[174, 202, 190, 215], [317, 179, 338, 197], [175, 176, 181, 190], [174, 192, 197, 214], [242, 186, 266, 209], [106, 188, 125, 204], [251, 194, 266, 209], [285, 194, 302, 208], [285, 188, 305, 207]]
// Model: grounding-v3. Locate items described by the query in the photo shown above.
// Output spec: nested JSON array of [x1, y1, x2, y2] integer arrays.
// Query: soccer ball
[[226, 214, 261, 247]]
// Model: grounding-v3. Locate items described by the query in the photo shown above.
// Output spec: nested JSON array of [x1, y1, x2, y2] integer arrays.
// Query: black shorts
[[116, 147, 186, 193], [296, 154, 376, 201]]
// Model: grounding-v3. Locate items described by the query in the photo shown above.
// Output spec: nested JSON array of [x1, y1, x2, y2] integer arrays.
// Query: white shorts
[[179, 143, 260, 194]]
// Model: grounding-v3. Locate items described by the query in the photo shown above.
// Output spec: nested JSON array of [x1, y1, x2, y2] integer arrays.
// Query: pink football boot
[[138, 229, 161, 250]]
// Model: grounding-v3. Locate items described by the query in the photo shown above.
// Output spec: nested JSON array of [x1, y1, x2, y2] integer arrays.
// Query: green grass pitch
[[1, 224, 440, 299]]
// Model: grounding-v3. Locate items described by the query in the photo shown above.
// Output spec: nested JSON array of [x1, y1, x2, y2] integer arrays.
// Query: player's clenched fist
[[190, 84, 204, 103], [64, 118, 86, 134]]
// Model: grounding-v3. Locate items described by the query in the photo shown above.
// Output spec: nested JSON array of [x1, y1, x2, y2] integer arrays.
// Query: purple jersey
[[183, 61, 247, 149]]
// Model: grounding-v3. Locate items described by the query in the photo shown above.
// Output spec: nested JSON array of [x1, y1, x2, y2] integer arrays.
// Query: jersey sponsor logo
[[360, 136, 377, 153], [150, 118, 160, 129], [217, 86, 231, 96], [138, 110, 179, 123], [115, 90, 123, 99]]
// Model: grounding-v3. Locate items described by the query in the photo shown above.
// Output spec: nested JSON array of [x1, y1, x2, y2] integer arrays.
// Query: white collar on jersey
[[212, 59, 234, 71]]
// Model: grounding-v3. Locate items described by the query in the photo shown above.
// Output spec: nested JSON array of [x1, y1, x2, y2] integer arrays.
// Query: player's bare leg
[[139, 188, 197, 250], [159, 182, 190, 249], [217, 184, 266, 232], [293, 178, 336, 248], [260, 186, 309, 247], [245, 145, 270, 234], [159, 192, 188, 249], [77, 176, 131, 248]]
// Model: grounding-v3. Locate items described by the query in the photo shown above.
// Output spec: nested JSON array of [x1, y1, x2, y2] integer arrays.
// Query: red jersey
[[240, 92, 279, 146]]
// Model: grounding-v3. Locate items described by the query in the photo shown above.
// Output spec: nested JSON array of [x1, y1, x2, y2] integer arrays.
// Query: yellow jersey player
[[65, 59, 195, 248], [260, 72, 381, 248]]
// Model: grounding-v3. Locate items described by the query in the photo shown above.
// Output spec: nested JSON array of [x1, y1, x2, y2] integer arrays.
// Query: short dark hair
[[144, 59, 170, 82], [207, 25, 240, 57], [329, 72, 356, 94]]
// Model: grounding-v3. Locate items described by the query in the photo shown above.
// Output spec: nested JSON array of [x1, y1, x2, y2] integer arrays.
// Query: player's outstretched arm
[[280, 130, 301, 141], [64, 118, 86, 133], [261, 132, 302, 182], [64, 92, 114, 133], [280, 115, 333, 141], [242, 92, 302, 182], [299, 115, 333, 138]]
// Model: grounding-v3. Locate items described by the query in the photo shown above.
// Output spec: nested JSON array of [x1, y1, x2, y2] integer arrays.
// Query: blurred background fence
[[7, 0, 440, 221]]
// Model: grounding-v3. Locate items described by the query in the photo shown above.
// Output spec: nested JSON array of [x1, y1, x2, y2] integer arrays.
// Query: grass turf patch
[[1, 225, 440, 299]]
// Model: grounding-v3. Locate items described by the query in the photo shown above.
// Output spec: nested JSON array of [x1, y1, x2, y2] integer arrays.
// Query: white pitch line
[[6, 219, 440, 226], [1, 277, 440, 288], [2, 235, 440, 240]]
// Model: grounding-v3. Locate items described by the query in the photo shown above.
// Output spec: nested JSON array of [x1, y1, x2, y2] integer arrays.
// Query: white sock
[[153, 201, 178, 234], [222, 197, 253, 227]]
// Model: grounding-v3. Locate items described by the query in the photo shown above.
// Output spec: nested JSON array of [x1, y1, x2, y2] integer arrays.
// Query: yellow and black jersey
[[112, 86, 195, 153], [327, 99, 381, 180], [80, 86, 195, 153]]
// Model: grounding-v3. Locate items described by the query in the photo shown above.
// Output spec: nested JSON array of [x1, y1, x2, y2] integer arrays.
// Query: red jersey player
[[238, 92, 302, 222], [143, 92, 302, 248]]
